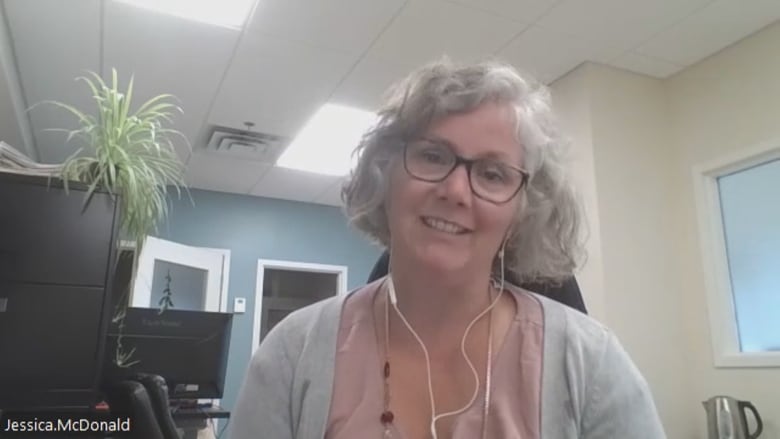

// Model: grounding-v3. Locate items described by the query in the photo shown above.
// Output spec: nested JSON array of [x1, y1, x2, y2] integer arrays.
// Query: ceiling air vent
[[204, 124, 287, 163]]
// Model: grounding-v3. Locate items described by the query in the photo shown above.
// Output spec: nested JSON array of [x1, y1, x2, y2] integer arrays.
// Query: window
[[694, 140, 780, 367], [718, 159, 780, 353]]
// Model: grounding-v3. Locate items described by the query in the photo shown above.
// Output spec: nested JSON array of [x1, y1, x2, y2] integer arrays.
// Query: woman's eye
[[481, 167, 507, 182], [420, 149, 447, 164]]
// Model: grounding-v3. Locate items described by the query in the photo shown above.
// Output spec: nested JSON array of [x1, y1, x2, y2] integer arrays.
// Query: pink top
[[325, 283, 543, 439]]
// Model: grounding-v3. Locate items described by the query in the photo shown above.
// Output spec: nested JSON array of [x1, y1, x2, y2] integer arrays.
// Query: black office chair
[[367, 250, 588, 314], [102, 380, 168, 439], [102, 374, 181, 439], [134, 374, 182, 439]]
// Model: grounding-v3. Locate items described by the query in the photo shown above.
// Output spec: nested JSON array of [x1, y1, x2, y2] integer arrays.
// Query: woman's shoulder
[[512, 286, 610, 352], [519, 289, 664, 437], [540, 299, 665, 436], [512, 287, 621, 377]]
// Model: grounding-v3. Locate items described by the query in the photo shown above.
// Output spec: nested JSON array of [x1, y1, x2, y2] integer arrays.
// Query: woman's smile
[[420, 216, 472, 235]]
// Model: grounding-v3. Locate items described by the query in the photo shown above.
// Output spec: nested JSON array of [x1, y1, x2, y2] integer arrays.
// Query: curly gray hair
[[342, 58, 586, 285]]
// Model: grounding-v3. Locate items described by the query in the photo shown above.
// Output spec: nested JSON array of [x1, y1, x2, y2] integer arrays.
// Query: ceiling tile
[[4, 0, 101, 164], [636, 0, 780, 66], [331, 54, 414, 111], [536, 0, 712, 55], [103, 1, 240, 163], [609, 51, 685, 78], [499, 24, 625, 84], [208, 34, 357, 139], [312, 177, 347, 207], [443, 0, 558, 23], [185, 152, 271, 194], [250, 166, 341, 203], [247, 0, 405, 55], [368, 0, 529, 69]]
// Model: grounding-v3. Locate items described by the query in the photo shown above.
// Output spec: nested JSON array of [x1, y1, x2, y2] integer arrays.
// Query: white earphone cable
[[387, 240, 507, 439]]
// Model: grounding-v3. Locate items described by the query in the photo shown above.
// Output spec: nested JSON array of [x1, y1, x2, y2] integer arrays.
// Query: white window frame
[[692, 138, 780, 368], [130, 236, 231, 313], [252, 259, 348, 354]]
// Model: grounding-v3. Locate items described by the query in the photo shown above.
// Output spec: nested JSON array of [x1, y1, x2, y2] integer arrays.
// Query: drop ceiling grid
[[245, 0, 407, 56], [3, 0, 102, 164], [533, 0, 715, 57], [311, 177, 347, 207], [185, 152, 272, 195], [4, 0, 779, 203], [103, 0, 241, 164], [332, 0, 535, 110], [364, 0, 530, 70], [498, 23, 627, 84], [250, 166, 342, 203], [442, 0, 561, 24], [635, 0, 780, 66], [207, 33, 358, 139]]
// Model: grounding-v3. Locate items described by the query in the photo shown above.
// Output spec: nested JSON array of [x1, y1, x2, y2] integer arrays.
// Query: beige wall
[[551, 64, 693, 438], [549, 66, 608, 322], [588, 63, 693, 439], [666, 21, 780, 439], [549, 20, 780, 439]]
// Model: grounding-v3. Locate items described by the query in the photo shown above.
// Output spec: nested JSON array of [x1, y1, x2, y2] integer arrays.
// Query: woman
[[231, 60, 665, 438]]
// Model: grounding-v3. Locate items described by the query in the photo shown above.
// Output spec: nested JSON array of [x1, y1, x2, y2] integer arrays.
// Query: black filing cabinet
[[0, 172, 120, 410]]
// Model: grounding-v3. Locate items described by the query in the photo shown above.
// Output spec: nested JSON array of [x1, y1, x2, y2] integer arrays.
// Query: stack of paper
[[0, 141, 63, 177]]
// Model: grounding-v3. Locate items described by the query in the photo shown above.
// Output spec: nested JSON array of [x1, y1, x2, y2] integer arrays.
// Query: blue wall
[[154, 188, 381, 417], [718, 158, 780, 352]]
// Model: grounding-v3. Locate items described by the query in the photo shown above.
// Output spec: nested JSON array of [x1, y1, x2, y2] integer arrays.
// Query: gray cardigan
[[230, 287, 666, 438]]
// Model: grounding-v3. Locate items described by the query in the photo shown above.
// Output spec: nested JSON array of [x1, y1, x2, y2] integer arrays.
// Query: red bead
[[384, 361, 390, 378], [380, 411, 394, 424]]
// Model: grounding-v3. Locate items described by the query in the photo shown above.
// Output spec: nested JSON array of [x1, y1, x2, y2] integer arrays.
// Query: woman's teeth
[[422, 217, 468, 234]]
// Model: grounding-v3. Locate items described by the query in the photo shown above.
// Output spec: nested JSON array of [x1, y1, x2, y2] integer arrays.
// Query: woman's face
[[386, 102, 523, 275]]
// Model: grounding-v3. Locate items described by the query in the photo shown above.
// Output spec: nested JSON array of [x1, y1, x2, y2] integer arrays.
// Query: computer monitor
[[103, 307, 233, 400]]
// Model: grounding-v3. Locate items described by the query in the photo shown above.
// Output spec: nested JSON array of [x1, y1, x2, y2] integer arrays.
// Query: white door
[[252, 259, 348, 354], [131, 236, 229, 312]]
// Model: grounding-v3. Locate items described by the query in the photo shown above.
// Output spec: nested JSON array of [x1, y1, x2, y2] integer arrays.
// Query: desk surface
[[171, 405, 230, 420]]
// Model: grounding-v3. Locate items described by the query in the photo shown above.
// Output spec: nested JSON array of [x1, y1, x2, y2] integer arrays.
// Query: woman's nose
[[435, 163, 472, 205]]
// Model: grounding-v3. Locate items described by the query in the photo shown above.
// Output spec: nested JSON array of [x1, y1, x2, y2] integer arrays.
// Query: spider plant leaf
[[45, 68, 188, 268], [133, 94, 176, 118], [80, 178, 101, 213], [41, 100, 92, 126], [120, 75, 133, 129], [76, 74, 102, 102]]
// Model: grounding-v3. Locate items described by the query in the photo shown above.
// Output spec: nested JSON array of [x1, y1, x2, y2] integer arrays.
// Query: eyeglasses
[[403, 138, 529, 204]]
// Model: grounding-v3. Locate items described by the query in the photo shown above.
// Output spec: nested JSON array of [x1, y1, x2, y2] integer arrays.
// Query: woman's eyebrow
[[421, 135, 521, 164], [419, 135, 454, 147]]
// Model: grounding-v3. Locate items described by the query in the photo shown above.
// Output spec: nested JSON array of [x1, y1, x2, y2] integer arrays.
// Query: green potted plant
[[46, 68, 189, 367]]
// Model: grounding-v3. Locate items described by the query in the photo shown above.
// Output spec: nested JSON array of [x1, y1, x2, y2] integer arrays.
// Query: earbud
[[498, 237, 508, 260], [388, 276, 398, 305]]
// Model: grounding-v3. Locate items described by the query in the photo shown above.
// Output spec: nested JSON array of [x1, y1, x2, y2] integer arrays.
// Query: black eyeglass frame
[[402, 137, 530, 204]]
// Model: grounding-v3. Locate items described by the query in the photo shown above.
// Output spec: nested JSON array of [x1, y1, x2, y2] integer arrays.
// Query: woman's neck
[[384, 255, 495, 348]]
